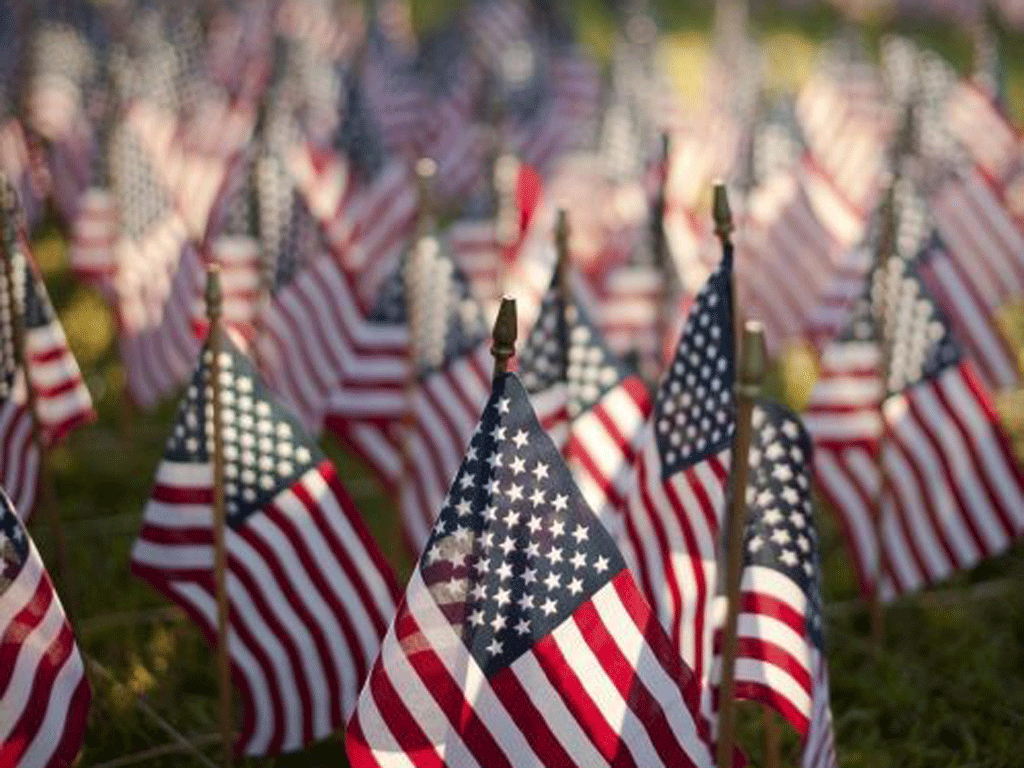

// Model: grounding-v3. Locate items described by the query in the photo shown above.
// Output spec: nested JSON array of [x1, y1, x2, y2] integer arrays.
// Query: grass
[[25, 2, 1024, 766]]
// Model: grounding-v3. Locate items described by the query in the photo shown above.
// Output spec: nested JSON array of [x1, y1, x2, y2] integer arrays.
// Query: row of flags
[[1, 0, 1023, 765]]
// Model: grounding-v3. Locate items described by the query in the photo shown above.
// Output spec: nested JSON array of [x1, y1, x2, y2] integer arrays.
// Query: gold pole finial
[[491, 297, 517, 379]]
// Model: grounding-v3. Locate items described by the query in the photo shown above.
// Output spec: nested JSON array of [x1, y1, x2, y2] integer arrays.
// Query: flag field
[[22, 3, 1024, 765]]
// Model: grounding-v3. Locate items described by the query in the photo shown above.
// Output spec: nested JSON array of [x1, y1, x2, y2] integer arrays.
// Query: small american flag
[[0, 223, 95, 520], [944, 81, 1020, 183], [805, 254, 1024, 600], [620, 239, 734, 695], [346, 372, 715, 768], [518, 275, 652, 537], [131, 331, 399, 756], [0, 487, 90, 768], [712, 401, 838, 768], [932, 166, 1024, 316]]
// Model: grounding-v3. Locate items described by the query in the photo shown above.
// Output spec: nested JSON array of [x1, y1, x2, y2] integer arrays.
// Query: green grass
[[26, 3, 1024, 766]]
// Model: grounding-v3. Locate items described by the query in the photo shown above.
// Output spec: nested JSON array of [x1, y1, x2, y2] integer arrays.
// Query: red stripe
[[733, 680, 809, 737], [574, 594, 701, 767], [0, 575, 51, 695], [394, 610, 514, 768], [531, 631, 640, 768]]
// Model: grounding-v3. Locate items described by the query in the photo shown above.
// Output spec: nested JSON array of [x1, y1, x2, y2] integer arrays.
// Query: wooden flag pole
[[0, 179, 69, 587], [716, 320, 768, 768], [651, 133, 672, 376], [491, 298, 517, 379], [555, 208, 571, 364], [868, 183, 900, 647], [205, 265, 234, 768]]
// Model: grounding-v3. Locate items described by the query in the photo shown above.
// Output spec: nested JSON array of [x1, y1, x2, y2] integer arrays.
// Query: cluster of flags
[[0, 0, 1022, 766]]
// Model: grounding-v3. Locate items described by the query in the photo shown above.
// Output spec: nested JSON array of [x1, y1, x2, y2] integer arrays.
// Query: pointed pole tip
[[713, 182, 733, 240], [491, 297, 518, 379]]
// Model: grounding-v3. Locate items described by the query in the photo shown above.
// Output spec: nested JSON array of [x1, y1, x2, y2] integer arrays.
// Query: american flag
[[620, 240, 734, 694], [131, 331, 400, 756], [0, 223, 94, 520], [0, 487, 90, 768], [932, 166, 1024, 316], [518, 275, 652, 537], [917, 236, 1019, 390], [739, 162, 867, 355], [712, 401, 837, 768], [346, 371, 716, 768], [804, 254, 1024, 600], [395, 238, 493, 554], [944, 81, 1020, 183]]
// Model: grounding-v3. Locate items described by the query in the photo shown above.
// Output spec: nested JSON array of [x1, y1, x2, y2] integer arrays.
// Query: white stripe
[[590, 582, 712, 766], [352, 678, 420, 768], [17, 648, 85, 768], [552, 615, 664, 767]]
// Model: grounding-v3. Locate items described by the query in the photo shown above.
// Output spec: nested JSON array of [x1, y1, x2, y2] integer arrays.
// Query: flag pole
[[716, 319, 768, 768], [491, 298, 517, 380], [0, 179, 69, 587], [712, 182, 769, 768], [205, 264, 234, 768], [868, 183, 898, 647], [554, 208, 571, 368], [651, 133, 672, 377]]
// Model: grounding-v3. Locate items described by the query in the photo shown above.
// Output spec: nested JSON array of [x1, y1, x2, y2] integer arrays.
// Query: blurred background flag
[[131, 331, 399, 756]]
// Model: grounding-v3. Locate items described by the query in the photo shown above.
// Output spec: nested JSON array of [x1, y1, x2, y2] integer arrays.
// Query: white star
[[518, 593, 535, 610], [550, 518, 566, 537], [593, 556, 609, 573], [529, 488, 546, 507], [567, 577, 583, 596], [426, 544, 443, 563], [491, 425, 507, 442], [487, 477, 502, 495], [748, 536, 763, 554], [510, 456, 526, 475], [471, 582, 488, 601], [495, 587, 511, 607], [497, 397, 510, 414], [772, 464, 793, 482], [532, 462, 549, 481], [477, 556, 490, 573], [469, 608, 486, 626], [779, 549, 798, 567], [540, 597, 558, 616], [481, 531, 494, 549], [781, 487, 800, 505], [515, 618, 531, 635], [491, 613, 507, 631], [495, 561, 513, 581], [487, 453, 503, 470], [797, 535, 810, 552], [570, 551, 587, 569], [771, 529, 791, 546], [572, 525, 588, 544], [791, 511, 806, 529], [453, 526, 472, 543], [522, 567, 537, 585], [544, 572, 561, 591], [482, 504, 499, 522], [507, 484, 524, 502], [504, 509, 522, 527], [763, 508, 783, 525], [526, 516, 543, 534], [512, 429, 528, 447], [525, 541, 541, 558], [549, 546, 564, 564], [499, 536, 516, 555], [552, 494, 568, 512], [459, 475, 475, 491], [487, 638, 503, 656], [765, 443, 785, 461], [455, 498, 473, 516]]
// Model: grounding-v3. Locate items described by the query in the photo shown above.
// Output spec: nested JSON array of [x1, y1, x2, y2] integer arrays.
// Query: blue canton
[[654, 244, 734, 477], [519, 278, 632, 417], [743, 401, 824, 650], [0, 491, 28, 594], [420, 374, 625, 676], [164, 332, 322, 526]]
